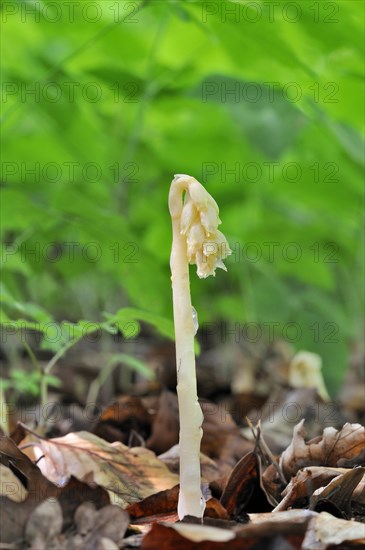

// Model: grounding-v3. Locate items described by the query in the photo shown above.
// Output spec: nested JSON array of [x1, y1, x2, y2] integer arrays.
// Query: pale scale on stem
[[168, 174, 231, 519]]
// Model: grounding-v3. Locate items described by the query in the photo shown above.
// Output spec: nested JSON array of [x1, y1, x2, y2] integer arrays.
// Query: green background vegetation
[[1, 0, 364, 395]]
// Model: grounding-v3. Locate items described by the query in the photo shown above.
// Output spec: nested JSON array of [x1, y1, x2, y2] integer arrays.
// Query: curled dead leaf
[[220, 451, 257, 517], [280, 421, 365, 481], [309, 467, 365, 518]]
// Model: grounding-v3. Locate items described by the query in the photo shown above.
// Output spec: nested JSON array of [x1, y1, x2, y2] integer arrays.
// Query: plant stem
[[38, 338, 77, 428], [169, 179, 204, 520]]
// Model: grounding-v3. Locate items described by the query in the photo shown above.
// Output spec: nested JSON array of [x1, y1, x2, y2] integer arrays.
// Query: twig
[[246, 418, 286, 484]]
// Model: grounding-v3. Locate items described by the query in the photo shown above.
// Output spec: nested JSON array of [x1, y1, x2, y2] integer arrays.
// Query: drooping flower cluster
[[174, 174, 231, 278]]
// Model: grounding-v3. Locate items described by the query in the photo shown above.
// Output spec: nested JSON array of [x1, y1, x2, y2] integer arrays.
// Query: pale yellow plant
[[168, 174, 231, 519]]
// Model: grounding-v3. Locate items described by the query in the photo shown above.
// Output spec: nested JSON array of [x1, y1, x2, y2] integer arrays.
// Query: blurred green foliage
[[1, 0, 364, 394]]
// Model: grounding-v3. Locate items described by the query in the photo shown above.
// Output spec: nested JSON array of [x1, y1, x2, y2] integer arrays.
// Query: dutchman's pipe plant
[[169, 174, 231, 519]]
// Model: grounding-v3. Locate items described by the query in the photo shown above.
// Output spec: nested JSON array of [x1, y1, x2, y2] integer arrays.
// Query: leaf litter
[[1, 347, 365, 549]]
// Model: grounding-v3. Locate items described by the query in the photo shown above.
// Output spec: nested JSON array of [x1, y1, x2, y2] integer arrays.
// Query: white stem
[[169, 178, 204, 519]]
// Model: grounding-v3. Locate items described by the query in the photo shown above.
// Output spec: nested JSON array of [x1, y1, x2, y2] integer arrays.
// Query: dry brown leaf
[[60, 502, 129, 550], [261, 463, 285, 505], [274, 467, 344, 512], [200, 399, 254, 474], [274, 465, 365, 519], [127, 485, 180, 521], [204, 498, 231, 520], [302, 511, 365, 549], [0, 436, 57, 499], [25, 498, 63, 549], [74, 501, 97, 535], [0, 463, 28, 502], [353, 475, 365, 504], [0, 436, 59, 543], [127, 485, 229, 524], [141, 522, 240, 550], [248, 508, 317, 525], [166, 523, 235, 543], [245, 388, 332, 455], [309, 467, 365, 518], [31, 431, 178, 507], [0, 436, 110, 544], [147, 391, 253, 476], [79, 504, 129, 547], [94, 396, 152, 444], [280, 421, 365, 480], [220, 451, 257, 516], [247, 509, 365, 549], [158, 444, 221, 483], [142, 510, 312, 549], [146, 391, 180, 454], [57, 476, 110, 530], [242, 509, 314, 549]]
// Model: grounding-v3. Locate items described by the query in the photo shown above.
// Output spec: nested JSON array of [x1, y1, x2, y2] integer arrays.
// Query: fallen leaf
[[261, 463, 285, 506], [205, 498, 231, 520], [127, 485, 180, 521], [146, 391, 180, 454], [57, 476, 110, 530], [0, 463, 28, 502], [79, 504, 129, 547], [127, 484, 229, 524], [353, 473, 365, 504], [309, 467, 365, 518], [147, 391, 253, 477], [200, 400, 254, 474], [25, 498, 63, 549], [74, 501, 97, 535], [31, 431, 178, 506], [94, 396, 152, 445], [280, 421, 365, 480], [244, 388, 345, 455], [95, 538, 119, 550], [141, 509, 365, 550], [248, 508, 316, 525], [158, 444, 221, 483], [338, 345, 365, 418], [274, 467, 344, 512], [141, 522, 240, 550], [238, 509, 313, 549], [0, 436, 59, 543], [302, 511, 365, 549], [168, 522, 235, 543], [220, 451, 257, 516], [0, 436, 57, 499], [141, 510, 313, 549]]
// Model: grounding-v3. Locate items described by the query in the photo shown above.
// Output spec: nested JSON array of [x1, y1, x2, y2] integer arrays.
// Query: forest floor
[[1, 329, 364, 549]]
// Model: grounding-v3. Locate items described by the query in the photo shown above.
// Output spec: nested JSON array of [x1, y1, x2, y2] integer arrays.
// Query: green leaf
[[108, 353, 154, 381]]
